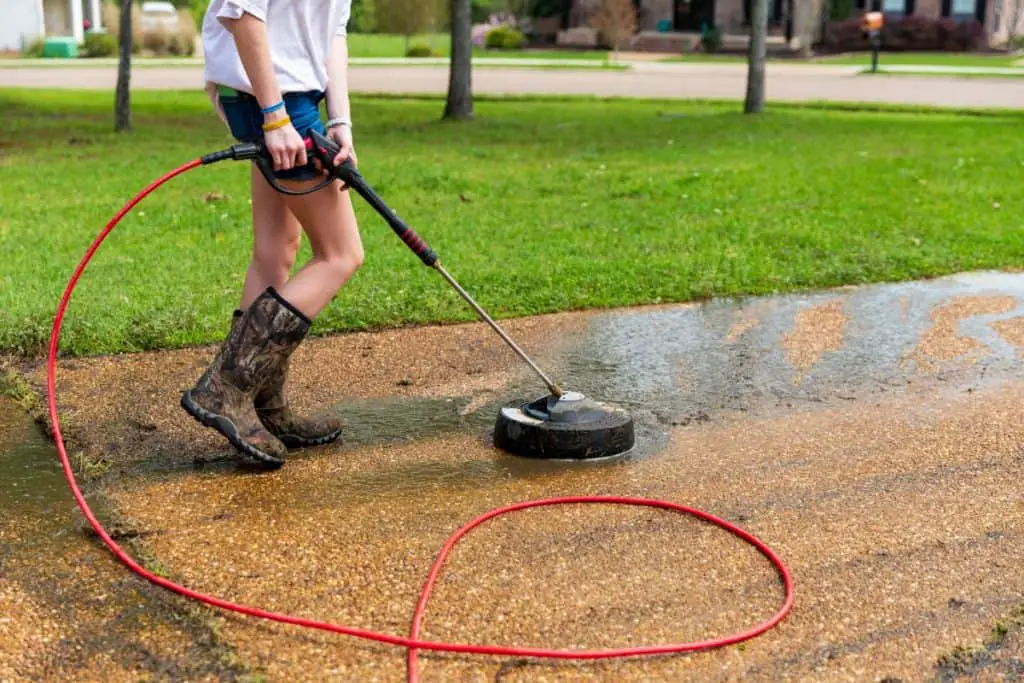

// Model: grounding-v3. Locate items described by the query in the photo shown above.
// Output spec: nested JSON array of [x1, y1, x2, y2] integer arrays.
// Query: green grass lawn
[[1, 90, 1022, 358]]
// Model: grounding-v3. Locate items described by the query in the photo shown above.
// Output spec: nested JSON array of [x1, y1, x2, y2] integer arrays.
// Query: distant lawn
[[667, 51, 1023, 68], [0, 89, 1022, 358], [345, 32, 611, 60], [813, 51, 1023, 68], [859, 68, 1024, 78]]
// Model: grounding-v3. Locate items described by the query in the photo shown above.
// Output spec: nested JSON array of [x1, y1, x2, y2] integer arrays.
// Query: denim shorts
[[217, 85, 326, 181]]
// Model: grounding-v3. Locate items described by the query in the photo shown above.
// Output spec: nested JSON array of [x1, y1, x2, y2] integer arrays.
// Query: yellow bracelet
[[261, 115, 291, 132]]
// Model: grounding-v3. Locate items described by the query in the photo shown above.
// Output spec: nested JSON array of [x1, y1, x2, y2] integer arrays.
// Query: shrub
[[530, 0, 563, 17], [485, 25, 525, 49], [190, 1, 206, 33], [701, 26, 721, 52], [589, 0, 638, 50], [828, 0, 855, 20], [405, 43, 434, 57], [821, 17, 869, 50], [23, 37, 45, 58], [882, 14, 940, 50], [166, 29, 195, 55], [821, 15, 982, 51], [171, 8, 197, 55], [471, 0, 497, 23], [949, 18, 983, 50], [82, 31, 117, 57], [350, 0, 377, 32], [142, 25, 170, 53]]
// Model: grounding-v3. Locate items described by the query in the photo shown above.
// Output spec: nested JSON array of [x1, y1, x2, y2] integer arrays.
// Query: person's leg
[[183, 89, 359, 463], [243, 179, 360, 448], [273, 181, 364, 320], [239, 164, 303, 309]]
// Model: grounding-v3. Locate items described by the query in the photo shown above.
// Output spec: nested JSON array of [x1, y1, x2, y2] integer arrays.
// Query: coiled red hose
[[46, 160, 794, 682]]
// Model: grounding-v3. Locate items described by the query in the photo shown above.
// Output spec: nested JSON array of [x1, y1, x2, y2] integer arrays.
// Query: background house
[[1, 0, 105, 52], [557, 0, 1020, 49], [558, 0, 790, 44]]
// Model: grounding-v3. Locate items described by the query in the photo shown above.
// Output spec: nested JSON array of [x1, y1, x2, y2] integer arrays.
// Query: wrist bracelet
[[326, 117, 352, 130], [261, 100, 285, 115], [261, 115, 292, 132]]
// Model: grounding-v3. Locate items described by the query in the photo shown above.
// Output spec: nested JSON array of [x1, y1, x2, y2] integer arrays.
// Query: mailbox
[[862, 11, 884, 32], [862, 11, 884, 72]]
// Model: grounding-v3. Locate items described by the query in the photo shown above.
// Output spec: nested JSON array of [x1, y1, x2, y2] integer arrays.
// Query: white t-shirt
[[202, 0, 352, 95]]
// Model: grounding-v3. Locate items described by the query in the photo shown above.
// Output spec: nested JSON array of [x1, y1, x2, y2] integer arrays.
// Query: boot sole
[[180, 391, 285, 469], [277, 430, 343, 450]]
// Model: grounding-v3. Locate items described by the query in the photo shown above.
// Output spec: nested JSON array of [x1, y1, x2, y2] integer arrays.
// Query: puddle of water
[[332, 395, 489, 446], [562, 271, 1024, 427], [0, 400, 68, 519], [123, 271, 1024, 491]]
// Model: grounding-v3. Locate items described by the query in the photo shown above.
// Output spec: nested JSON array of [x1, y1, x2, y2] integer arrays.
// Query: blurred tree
[[376, 0, 444, 52], [444, 0, 473, 120], [589, 0, 638, 51], [745, 0, 767, 113], [115, 0, 133, 131]]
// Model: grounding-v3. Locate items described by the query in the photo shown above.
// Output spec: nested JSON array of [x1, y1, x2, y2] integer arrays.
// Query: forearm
[[221, 13, 282, 111], [324, 36, 351, 124]]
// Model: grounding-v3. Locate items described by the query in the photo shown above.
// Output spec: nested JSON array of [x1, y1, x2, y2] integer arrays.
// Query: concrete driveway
[[5, 270, 1024, 681]]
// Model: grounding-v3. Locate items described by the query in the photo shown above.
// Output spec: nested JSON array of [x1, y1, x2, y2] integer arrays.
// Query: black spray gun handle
[[306, 129, 439, 267], [200, 134, 439, 267]]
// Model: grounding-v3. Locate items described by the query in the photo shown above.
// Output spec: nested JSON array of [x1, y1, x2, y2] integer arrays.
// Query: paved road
[[2, 62, 1022, 108]]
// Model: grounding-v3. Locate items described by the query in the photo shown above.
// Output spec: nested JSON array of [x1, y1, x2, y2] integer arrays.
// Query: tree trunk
[[443, 0, 473, 121], [745, 0, 768, 114], [115, 0, 132, 132]]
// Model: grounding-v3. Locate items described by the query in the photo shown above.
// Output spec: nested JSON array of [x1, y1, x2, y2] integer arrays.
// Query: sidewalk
[[1, 60, 1022, 108], [4, 55, 618, 69]]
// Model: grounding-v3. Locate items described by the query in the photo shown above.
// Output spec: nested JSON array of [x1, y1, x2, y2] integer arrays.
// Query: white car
[[139, 1, 180, 33]]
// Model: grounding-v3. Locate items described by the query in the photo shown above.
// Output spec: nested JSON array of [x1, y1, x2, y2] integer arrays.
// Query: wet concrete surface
[[7, 270, 1024, 680], [0, 399, 253, 681]]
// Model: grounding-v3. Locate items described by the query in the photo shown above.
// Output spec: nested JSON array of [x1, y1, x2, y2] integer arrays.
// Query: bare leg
[[240, 164, 303, 310], [276, 180, 364, 319]]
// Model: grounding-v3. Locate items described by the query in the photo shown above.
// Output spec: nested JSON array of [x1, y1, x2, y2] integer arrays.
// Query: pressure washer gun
[[199, 130, 564, 397], [200, 131, 438, 267]]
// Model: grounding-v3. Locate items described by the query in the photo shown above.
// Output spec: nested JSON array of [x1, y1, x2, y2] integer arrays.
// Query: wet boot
[[255, 349, 344, 449], [226, 298, 343, 448], [180, 288, 306, 468]]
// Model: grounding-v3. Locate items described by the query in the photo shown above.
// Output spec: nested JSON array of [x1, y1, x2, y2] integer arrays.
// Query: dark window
[[942, 0, 984, 22], [880, 0, 908, 18]]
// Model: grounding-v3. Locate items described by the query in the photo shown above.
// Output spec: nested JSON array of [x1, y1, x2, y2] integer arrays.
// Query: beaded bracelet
[[261, 100, 285, 115], [261, 115, 292, 132]]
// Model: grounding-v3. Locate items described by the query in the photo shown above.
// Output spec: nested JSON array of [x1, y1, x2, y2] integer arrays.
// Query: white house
[[1, 0, 105, 52]]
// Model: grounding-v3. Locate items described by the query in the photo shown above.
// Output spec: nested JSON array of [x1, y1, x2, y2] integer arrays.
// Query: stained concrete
[[6, 270, 1024, 681], [0, 400, 248, 682]]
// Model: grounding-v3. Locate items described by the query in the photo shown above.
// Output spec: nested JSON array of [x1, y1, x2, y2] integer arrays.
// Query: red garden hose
[[46, 159, 795, 682]]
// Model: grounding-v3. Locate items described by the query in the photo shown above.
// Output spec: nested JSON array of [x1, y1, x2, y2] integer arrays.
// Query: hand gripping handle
[[307, 130, 439, 267]]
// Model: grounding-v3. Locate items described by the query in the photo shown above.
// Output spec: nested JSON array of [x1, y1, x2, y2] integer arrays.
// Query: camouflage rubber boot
[[191, 309, 243, 390], [180, 290, 301, 468], [255, 362, 344, 448], [254, 320, 344, 450]]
